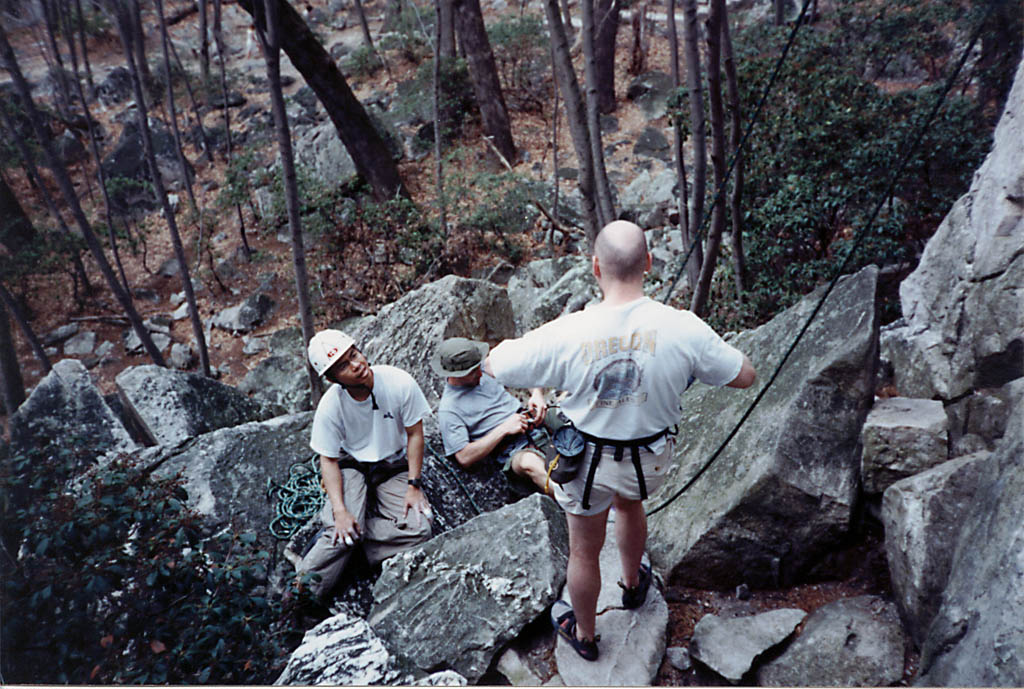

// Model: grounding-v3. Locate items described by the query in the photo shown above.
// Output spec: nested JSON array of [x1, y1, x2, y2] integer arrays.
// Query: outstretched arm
[[726, 355, 756, 389]]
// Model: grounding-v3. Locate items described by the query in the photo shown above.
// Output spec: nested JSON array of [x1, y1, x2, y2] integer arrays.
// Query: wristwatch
[[408, 477, 423, 488]]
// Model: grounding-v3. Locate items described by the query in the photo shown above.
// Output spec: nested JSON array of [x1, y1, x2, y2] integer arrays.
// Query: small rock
[[666, 646, 691, 672], [64, 330, 96, 356]]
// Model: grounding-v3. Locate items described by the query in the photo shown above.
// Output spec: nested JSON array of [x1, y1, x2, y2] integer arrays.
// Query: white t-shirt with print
[[489, 297, 743, 441], [310, 365, 430, 462]]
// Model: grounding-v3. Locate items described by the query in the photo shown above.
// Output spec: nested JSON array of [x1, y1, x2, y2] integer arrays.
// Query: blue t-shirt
[[437, 373, 520, 457]]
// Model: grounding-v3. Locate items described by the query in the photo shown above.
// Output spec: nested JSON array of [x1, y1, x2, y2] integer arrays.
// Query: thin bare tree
[[198, 0, 211, 87], [0, 23, 167, 366], [0, 296, 25, 416], [594, 0, 619, 113], [666, 0, 699, 287], [0, 281, 51, 374], [580, 0, 615, 225], [433, 0, 448, 237], [109, 0, 212, 375], [721, 4, 746, 300], [690, 0, 726, 317], [253, 0, 321, 404], [73, 0, 98, 99], [681, 0, 706, 275], [543, 0, 600, 242]]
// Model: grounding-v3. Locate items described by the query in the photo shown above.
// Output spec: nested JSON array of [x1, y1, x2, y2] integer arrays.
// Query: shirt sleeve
[[396, 369, 431, 428], [692, 323, 744, 387], [309, 389, 344, 457], [489, 319, 572, 390], [438, 409, 470, 457]]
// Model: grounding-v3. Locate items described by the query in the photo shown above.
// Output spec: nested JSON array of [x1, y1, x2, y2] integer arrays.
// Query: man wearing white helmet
[[300, 329, 434, 598]]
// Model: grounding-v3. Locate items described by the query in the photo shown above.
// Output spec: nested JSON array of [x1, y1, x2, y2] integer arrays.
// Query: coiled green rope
[[267, 454, 323, 541]]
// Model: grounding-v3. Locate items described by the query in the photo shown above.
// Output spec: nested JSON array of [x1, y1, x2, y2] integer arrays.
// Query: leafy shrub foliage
[[680, 0, 1000, 327], [1, 444, 309, 684], [488, 14, 551, 112]]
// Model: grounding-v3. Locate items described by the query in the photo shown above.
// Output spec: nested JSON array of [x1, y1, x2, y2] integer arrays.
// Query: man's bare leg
[[565, 508, 610, 640], [511, 450, 550, 494], [612, 495, 647, 588]]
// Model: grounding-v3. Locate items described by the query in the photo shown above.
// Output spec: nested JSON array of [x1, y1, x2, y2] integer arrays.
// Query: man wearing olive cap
[[298, 329, 434, 599], [432, 337, 551, 496]]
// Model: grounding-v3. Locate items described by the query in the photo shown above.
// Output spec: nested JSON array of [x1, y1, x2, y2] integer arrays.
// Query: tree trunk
[[0, 174, 38, 254], [580, 0, 615, 226], [238, 0, 408, 201], [0, 281, 50, 374], [594, 0, 619, 113], [773, 0, 785, 25], [721, 4, 746, 300], [543, 0, 600, 243], [0, 22, 166, 367], [438, 0, 456, 59], [667, 0, 700, 288], [39, 0, 73, 116], [255, 0, 321, 405], [681, 0, 706, 265], [115, 0, 212, 376], [74, 0, 98, 99], [690, 0, 726, 318], [452, 0, 516, 163], [198, 0, 211, 87], [0, 295, 25, 417], [433, 0, 448, 236], [129, 0, 153, 97], [559, 0, 574, 43]]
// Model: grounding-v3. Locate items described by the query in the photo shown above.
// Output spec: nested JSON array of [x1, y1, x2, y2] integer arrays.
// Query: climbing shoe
[[619, 562, 653, 609], [551, 600, 599, 661]]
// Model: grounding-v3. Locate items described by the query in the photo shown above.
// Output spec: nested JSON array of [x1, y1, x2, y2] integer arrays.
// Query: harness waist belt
[[336, 455, 409, 516], [577, 427, 673, 510]]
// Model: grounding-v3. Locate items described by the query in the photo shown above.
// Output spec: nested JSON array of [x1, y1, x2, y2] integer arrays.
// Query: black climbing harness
[[575, 427, 676, 510]]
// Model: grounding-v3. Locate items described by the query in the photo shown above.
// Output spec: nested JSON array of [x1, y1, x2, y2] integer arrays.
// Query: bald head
[[594, 220, 649, 283]]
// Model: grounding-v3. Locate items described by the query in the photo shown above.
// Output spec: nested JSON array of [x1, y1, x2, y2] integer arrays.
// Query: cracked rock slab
[[690, 608, 806, 681]]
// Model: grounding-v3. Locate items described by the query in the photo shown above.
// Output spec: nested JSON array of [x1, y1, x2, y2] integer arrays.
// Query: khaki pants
[[299, 467, 433, 598]]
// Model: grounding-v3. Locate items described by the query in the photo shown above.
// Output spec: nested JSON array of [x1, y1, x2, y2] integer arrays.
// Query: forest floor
[[3, 0, 917, 683]]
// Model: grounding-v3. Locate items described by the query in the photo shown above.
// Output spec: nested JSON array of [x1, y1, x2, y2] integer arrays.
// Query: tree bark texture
[[0, 22, 166, 367], [543, 0, 600, 243], [452, 0, 516, 163], [580, 0, 615, 226], [690, 0, 726, 317], [116, 0, 212, 375], [594, 0, 619, 113], [438, 0, 456, 59], [666, 0, 700, 287], [198, 0, 211, 86], [237, 0, 407, 201], [0, 297, 25, 416], [721, 6, 746, 299], [682, 0, 706, 275], [256, 0, 322, 405]]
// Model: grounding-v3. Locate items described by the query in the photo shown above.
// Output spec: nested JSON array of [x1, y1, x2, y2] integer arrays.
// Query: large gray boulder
[[689, 608, 806, 682], [274, 611, 398, 685], [115, 364, 270, 447], [290, 120, 358, 183], [618, 168, 677, 229], [353, 274, 517, 406], [101, 116, 194, 211], [648, 266, 879, 588], [757, 596, 905, 687], [881, 451, 990, 648], [9, 359, 140, 464], [506, 255, 600, 335], [238, 327, 311, 414], [916, 379, 1024, 686], [147, 412, 314, 538], [210, 293, 275, 334], [368, 494, 569, 682], [884, 56, 1024, 401], [860, 396, 948, 494]]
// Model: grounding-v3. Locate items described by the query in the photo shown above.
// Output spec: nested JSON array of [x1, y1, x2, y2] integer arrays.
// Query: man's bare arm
[[726, 355, 756, 389]]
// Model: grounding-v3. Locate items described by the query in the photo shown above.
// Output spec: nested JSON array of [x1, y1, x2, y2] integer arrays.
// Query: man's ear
[[645, 251, 652, 273], [592, 254, 601, 279]]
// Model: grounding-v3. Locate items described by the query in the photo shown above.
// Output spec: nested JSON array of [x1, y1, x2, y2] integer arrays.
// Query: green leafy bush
[[488, 14, 551, 112], [1, 445, 309, 684]]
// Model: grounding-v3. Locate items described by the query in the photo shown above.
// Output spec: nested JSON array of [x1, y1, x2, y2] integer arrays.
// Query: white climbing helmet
[[307, 329, 356, 376]]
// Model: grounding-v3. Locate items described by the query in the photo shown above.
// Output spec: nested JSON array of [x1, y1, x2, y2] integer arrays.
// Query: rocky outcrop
[[860, 397, 948, 494], [757, 596, 906, 687], [9, 359, 139, 463], [368, 494, 568, 682], [881, 451, 989, 647], [146, 412, 314, 539], [505, 255, 600, 335], [238, 327, 311, 414], [274, 612, 398, 685], [210, 293, 276, 333], [353, 275, 517, 405], [689, 608, 806, 681], [100, 116, 194, 211], [116, 365, 270, 447], [883, 57, 1024, 401], [916, 380, 1024, 685], [648, 266, 879, 588]]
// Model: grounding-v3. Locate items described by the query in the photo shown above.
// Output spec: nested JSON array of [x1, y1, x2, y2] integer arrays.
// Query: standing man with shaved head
[[485, 220, 756, 660]]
